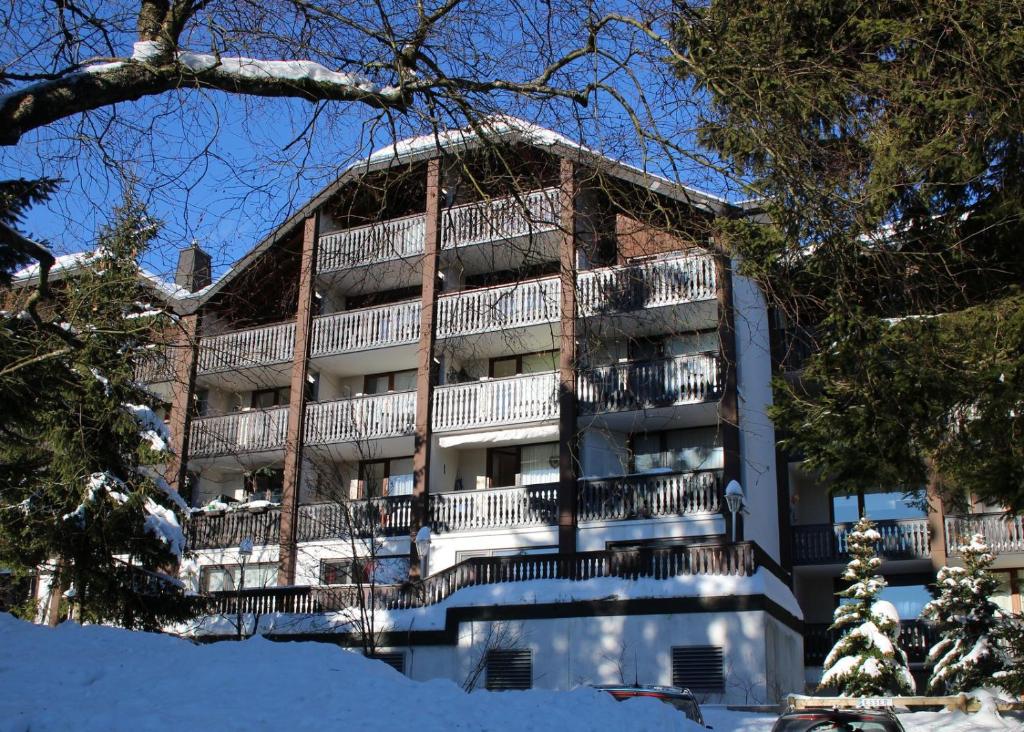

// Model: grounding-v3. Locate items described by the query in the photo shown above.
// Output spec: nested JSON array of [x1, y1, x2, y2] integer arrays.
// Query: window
[[630, 428, 723, 473], [486, 443, 558, 489], [455, 546, 556, 563], [489, 350, 558, 377], [244, 469, 284, 502], [358, 457, 414, 498], [832, 488, 927, 523], [201, 563, 278, 592], [839, 584, 932, 619], [671, 646, 724, 692], [191, 389, 209, 418], [363, 369, 416, 394], [321, 556, 410, 585], [250, 386, 290, 409], [485, 649, 532, 690]]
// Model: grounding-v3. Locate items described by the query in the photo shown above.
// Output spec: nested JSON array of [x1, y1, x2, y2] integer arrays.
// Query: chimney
[[175, 241, 212, 292]]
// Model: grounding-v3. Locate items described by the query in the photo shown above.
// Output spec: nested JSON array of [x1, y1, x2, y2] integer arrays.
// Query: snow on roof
[[12, 248, 191, 304]]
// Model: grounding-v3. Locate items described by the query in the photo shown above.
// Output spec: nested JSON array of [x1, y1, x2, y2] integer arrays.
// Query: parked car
[[770, 707, 906, 732], [593, 684, 710, 727]]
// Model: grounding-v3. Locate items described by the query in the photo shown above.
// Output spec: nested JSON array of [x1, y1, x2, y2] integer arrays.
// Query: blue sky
[[4, 4, 741, 286]]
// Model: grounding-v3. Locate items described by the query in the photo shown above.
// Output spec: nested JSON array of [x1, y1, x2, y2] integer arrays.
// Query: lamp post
[[725, 480, 744, 543], [236, 537, 253, 641], [414, 526, 431, 579]]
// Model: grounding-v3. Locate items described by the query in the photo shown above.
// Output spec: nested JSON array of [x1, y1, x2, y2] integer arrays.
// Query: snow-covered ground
[[1, 614, 1021, 732]]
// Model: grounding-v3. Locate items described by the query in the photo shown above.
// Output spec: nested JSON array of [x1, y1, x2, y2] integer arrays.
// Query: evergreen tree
[[922, 534, 1005, 693], [819, 518, 915, 696], [0, 191, 196, 630], [675, 0, 1024, 510]]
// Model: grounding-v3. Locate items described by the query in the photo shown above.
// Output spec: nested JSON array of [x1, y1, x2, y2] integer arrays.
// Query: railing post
[[278, 213, 318, 586]]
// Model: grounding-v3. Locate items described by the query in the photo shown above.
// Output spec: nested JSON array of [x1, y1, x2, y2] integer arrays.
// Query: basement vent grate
[[671, 645, 724, 692], [369, 652, 405, 675], [485, 649, 532, 690]]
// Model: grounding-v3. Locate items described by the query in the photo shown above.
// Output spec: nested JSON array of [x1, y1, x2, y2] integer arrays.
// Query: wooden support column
[[278, 215, 319, 586], [716, 252, 743, 540], [410, 158, 443, 580], [557, 159, 578, 555], [926, 473, 948, 570], [165, 313, 199, 495]]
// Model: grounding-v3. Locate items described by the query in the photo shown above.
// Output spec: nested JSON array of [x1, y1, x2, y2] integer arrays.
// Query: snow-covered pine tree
[[819, 517, 916, 696], [922, 533, 1006, 693], [0, 190, 196, 629]]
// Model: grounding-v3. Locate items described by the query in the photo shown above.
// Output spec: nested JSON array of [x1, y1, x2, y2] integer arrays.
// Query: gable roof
[[183, 116, 738, 314]]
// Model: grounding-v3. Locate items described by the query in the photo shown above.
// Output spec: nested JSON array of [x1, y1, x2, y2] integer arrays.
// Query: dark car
[[594, 684, 710, 727], [771, 708, 906, 732]]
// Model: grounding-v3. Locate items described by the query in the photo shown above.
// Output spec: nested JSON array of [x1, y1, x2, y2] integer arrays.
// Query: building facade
[[23, 119, 1021, 700]]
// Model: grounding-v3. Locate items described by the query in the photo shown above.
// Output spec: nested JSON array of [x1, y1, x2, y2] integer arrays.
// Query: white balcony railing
[[197, 321, 296, 374], [577, 253, 716, 316], [437, 276, 560, 338], [316, 188, 560, 272], [318, 213, 427, 273], [189, 407, 290, 457], [432, 371, 559, 432], [304, 391, 416, 445], [441, 187, 560, 250], [945, 513, 1024, 555], [577, 354, 721, 414], [311, 300, 421, 357]]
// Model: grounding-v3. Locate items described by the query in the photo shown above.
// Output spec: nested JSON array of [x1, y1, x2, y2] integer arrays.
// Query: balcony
[[316, 188, 560, 274], [189, 407, 289, 458], [577, 253, 716, 316], [206, 541, 763, 615], [304, 391, 416, 445], [428, 483, 558, 533], [197, 320, 296, 375], [804, 620, 939, 666], [310, 300, 420, 358], [437, 276, 560, 338], [187, 470, 724, 549], [945, 512, 1024, 556], [791, 518, 931, 565], [576, 354, 722, 415], [577, 470, 722, 523], [432, 371, 559, 433]]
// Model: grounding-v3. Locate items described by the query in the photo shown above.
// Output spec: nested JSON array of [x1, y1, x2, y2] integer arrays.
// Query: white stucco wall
[[731, 265, 781, 563]]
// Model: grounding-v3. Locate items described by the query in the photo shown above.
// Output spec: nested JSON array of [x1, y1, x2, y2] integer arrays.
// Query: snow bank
[[0, 614, 691, 732]]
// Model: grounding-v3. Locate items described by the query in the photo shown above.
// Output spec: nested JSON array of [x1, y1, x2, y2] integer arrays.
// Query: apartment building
[[16, 119, 1022, 700], [118, 119, 796, 700]]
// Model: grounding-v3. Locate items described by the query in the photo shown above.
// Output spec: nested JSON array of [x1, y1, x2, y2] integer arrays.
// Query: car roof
[[593, 684, 697, 698]]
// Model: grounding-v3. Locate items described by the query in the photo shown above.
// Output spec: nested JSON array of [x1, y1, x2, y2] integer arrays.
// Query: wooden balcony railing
[[576, 354, 721, 415], [296, 497, 413, 540], [304, 391, 416, 445], [945, 512, 1024, 555], [804, 620, 939, 666], [318, 213, 427, 272], [197, 321, 296, 374], [187, 507, 282, 549], [189, 407, 289, 457], [206, 541, 762, 615], [311, 300, 421, 357], [577, 253, 717, 316], [316, 188, 560, 273], [436, 276, 560, 338], [134, 348, 174, 384], [428, 483, 558, 533], [441, 187, 560, 250], [792, 518, 931, 565], [432, 371, 559, 432], [577, 470, 721, 522]]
